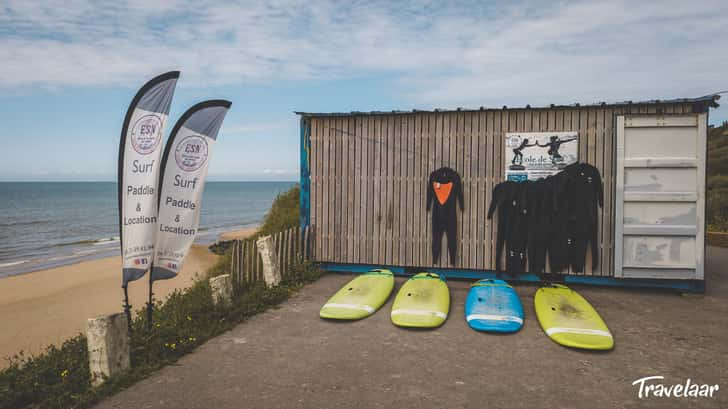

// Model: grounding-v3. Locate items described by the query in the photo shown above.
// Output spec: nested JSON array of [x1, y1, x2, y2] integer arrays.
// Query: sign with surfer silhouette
[[504, 131, 578, 181]]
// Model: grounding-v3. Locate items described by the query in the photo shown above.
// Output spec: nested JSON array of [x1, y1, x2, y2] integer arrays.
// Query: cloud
[[262, 168, 295, 175], [0, 0, 727, 111]]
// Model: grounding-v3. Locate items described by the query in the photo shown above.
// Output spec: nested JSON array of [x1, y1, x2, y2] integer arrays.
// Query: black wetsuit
[[507, 182, 530, 274], [489, 163, 603, 275], [427, 167, 464, 265], [526, 178, 553, 274], [547, 172, 573, 272], [561, 163, 603, 272], [487, 181, 528, 273]]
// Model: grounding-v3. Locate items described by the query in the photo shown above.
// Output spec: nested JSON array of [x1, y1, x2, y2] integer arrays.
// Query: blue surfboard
[[465, 279, 524, 333]]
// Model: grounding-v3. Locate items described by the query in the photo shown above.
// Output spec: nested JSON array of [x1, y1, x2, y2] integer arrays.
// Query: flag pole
[[123, 285, 133, 332], [117, 71, 180, 335], [146, 263, 154, 331], [149, 99, 231, 331]]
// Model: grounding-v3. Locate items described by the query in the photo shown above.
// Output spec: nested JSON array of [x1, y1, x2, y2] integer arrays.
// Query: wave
[[0, 219, 52, 228], [0, 260, 29, 268], [204, 219, 262, 231], [55, 236, 120, 247], [92, 237, 120, 246], [47, 250, 101, 262]]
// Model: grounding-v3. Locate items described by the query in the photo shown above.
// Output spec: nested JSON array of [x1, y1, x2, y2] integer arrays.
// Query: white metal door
[[615, 114, 707, 279]]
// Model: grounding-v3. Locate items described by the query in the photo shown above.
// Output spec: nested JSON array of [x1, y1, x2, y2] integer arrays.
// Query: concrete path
[[96, 248, 728, 409]]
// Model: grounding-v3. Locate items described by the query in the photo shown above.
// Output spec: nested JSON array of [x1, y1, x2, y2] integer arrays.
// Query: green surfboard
[[319, 269, 395, 320], [390, 272, 450, 328], [535, 284, 614, 350]]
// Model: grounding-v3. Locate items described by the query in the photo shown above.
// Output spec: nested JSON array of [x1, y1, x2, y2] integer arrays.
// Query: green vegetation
[[251, 185, 300, 239], [207, 184, 300, 274], [207, 185, 299, 256], [708, 122, 728, 231], [0, 185, 319, 409]]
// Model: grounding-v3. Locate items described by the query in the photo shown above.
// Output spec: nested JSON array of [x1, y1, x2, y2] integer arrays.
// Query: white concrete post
[[86, 313, 130, 387], [257, 235, 281, 287], [210, 274, 233, 305]]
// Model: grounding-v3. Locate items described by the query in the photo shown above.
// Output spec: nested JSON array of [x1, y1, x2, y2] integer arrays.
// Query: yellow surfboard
[[535, 284, 614, 350], [320, 269, 395, 320], [391, 272, 449, 328]]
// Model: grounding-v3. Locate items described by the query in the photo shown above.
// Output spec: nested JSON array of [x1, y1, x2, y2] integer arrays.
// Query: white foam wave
[[0, 260, 29, 268]]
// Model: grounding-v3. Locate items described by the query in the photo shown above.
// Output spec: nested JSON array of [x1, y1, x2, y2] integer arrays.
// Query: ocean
[[0, 181, 296, 278]]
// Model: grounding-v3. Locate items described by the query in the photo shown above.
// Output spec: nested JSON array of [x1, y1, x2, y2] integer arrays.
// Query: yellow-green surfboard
[[319, 269, 395, 320], [390, 272, 449, 328], [535, 284, 614, 350]]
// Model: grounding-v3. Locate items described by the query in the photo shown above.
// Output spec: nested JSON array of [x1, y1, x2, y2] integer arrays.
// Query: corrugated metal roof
[[295, 94, 720, 117]]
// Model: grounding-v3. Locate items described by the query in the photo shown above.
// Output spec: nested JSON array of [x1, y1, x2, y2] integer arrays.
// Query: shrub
[[204, 248, 233, 279], [0, 337, 91, 409], [252, 186, 300, 239], [207, 184, 301, 277], [707, 122, 728, 231]]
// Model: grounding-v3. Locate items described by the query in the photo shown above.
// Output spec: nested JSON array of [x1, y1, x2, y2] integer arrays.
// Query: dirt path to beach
[[96, 247, 728, 409]]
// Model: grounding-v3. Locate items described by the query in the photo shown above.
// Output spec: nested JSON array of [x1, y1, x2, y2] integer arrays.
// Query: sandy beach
[[217, 227, 259, 241], [0, 226, 257, 364]]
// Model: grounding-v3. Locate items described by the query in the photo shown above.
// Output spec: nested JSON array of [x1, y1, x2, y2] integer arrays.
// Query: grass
[[205, 184, 300, 277], [708, 122, 728, 231], [0, 185, 319, 409], [250, 186, 300, 239]]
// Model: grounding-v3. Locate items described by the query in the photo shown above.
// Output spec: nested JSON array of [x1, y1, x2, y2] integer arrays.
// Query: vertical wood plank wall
[[306, 103, 695, 277]]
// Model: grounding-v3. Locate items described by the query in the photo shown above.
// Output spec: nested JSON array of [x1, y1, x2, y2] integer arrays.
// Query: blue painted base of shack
[[318, 263, 705, 293]]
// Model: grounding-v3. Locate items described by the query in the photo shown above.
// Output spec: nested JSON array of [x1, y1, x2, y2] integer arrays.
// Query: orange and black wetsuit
[[426, 167, 464, 265]]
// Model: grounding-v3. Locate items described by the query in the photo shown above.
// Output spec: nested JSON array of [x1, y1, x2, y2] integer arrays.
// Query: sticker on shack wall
[[505, 131, 578, 181]]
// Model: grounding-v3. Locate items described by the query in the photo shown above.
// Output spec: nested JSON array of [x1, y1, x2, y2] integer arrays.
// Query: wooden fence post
[[257, 235, 282, 286]]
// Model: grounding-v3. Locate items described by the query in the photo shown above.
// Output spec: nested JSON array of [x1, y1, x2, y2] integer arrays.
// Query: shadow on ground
[[96, 247, 728, 409]]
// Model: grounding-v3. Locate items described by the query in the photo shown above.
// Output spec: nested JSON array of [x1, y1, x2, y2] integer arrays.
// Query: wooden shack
[[297, 95, 719, 291]]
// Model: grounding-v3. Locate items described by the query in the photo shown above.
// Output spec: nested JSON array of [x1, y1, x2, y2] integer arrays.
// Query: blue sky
[[1, 0, 727, 181]]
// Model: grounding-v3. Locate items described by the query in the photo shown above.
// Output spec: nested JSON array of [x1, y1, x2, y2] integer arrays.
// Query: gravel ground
[[96, 247, 728, 409]]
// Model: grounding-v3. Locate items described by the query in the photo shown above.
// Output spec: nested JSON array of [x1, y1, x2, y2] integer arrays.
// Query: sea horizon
[[0, 179, 298, 183], [0, 181, 297, 278]]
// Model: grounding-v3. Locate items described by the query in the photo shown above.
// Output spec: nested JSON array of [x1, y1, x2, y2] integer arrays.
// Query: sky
[[0, 0, 727, 181]]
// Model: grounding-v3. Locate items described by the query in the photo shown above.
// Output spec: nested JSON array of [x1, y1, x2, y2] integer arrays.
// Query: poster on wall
[[504, 131, 578, 181]]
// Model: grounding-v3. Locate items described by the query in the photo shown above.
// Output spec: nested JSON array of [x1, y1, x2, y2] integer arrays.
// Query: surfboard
[[390, 272, 449, 328], [319, 269, 394, 320], [534, 284, 614, 350], [465, 279, 524, 333]]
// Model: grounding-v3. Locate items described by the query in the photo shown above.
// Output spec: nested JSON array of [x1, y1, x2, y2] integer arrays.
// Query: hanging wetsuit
[[487, 181, 528, 273], [489, 163, 603, 275], [487, 181, 513, 272], [506, 182, 530, 274], [526, 178, 553, 274], [426, 167, 464, 265], [561, 163, 603, 272], [548, 171, 573, 272]]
